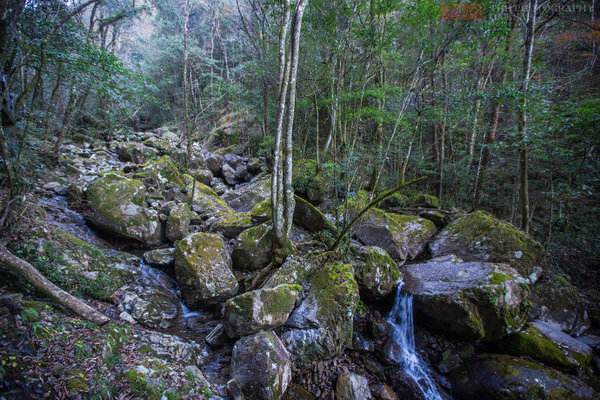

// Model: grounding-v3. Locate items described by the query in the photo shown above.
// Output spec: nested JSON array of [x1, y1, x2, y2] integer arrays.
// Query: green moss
[[136, 155, 185, 188], [250, 199, 272, 220], [490, 271, 512, 284]]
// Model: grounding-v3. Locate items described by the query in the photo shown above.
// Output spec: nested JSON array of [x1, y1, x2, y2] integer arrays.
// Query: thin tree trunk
[[0, 245, 109, 325], [183, 0, 192, 169], [518, 0, 537, 233]]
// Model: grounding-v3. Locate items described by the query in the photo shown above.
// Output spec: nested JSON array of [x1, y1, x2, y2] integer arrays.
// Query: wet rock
[[174, 232, 239, 306], [143, 248, 175, 268], [85, 173, 162, 246], [429, 210, 544, 275], [351, 246, 401, 300], [495, 319, 592, 373], [450, 354, 596, 400], [293, 195, 334, 233], [231, 330, 292, 400], [335, 372, 372, 400], [113, 284, 180, 329], [533, 272, 591, 336], [405, 256, 530, 341], [371, 383, 397, 400], [166, 203, 193, 242], [231, 223, 272, 271], [354, 209, 436, 262], [282, 262, 359, 363], [224, 284, 301, 338]]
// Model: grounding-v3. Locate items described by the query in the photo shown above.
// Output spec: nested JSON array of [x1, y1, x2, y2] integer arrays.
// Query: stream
[[387, 282, 443, 400]]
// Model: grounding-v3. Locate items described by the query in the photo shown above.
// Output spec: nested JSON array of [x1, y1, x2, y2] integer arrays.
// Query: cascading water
[[387, 282, 443, 400]]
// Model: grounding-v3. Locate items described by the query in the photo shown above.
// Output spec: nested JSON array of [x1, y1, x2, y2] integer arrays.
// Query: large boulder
[[281, 262, 359, 363], [231, 331, 292, 400], [174, 232, 239, 306], [496, 320, 593, 373], [210, 211, 256, 238], [405, 256, 530, 341], [134, 155, 186, 190], [450, 354, 596, 400], [85, 173, 161, 246], [224, 284, 301, 338], [205, 152, 224, 176], [532, 272, 591, 336], [187, 178, 233, 219], [113, 284, 179, 329], [116, 142, 158, 164], [429, 210, 544, 275], [166, 203, 193, 242], [293, 195, 334, 233], [354, 209, 437, 262], [16, 228, 138, 301], [335, 372, 372, 400], [231, 223, 273, 271], [223, 175, 271, 212], [351, 246, 401, 300], [293, 159, 326, 205], [263, 255, 320, 289]]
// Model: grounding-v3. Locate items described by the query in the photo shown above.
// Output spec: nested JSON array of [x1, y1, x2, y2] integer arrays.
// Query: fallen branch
[[0, 245, 110, 325], [329, 177, 427, 252]]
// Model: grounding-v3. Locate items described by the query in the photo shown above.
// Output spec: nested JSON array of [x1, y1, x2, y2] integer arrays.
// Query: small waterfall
[[387, 282, 443, 400]]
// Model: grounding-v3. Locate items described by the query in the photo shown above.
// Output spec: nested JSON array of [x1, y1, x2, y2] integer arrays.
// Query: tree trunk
[[183, 0, 192, 169], [518, 0, 537, 233], [0, 245, 109, 325]]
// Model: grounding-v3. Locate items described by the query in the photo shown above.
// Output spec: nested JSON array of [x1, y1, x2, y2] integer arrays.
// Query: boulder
[[282, 262, 359, 363], [174, 232, 238, 306], [354, 209, 437, 262], [17, 228, 138, 301], [405, 256, 530, 341], [210, 211, 256, 238], [450, 354, 596, 400], [263, 255, 320, 289], [231, 331, 292, 400], [224, 284, 301, 338], [224, 176, 271, 212], [113, 284, 179, 329], [116, 142, 158, 164], [335, 372, 372, 400], [533, 273, 591, 336], [496, 320, 592, 373], [205, 152, 224, 176], [143, 248, 175, 268], [166, 203, 193, 242], [135, 155, 186, 190], [187, 178, 233, 219], [231, 223, 272, 271], [293, 195, 334, 233], [351, 246, 401, 300], [429, 210, 544, 275], [192, 168, 213, 186], [85, 173, 162, 246], [250, 199, 272, 222], [222, 162, 239, 185]]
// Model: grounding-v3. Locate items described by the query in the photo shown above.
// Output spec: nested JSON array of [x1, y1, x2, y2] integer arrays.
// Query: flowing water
[[387, 282, 443, 400]]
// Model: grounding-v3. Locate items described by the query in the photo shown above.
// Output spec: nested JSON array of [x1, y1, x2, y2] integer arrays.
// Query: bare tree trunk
[[0, 245, 109, 325], [518, 0, 537, 233], [283, 0, 307, 236], [183, 0, 192, 169]]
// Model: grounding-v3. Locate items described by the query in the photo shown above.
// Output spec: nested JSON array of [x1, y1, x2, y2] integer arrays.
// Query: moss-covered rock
[[224, 175, 271, 212], [532, 273, 591, 336], [15, 228, 138, 301], [293, 159, 327, 205], [495, 320, 592, 373], [166, 203, 193, 242], [174, 232, 238, 306], [406, 256, 531, 341], [186, 177, 232, 218], [113, 284, 180, 329], [210, 211, 256, 238], [224, 284, 301, 338], [354, 208, 437, 262], [263, 255, 320, 289], [143, 248, 175, 268], [281, 262, 359, 363], [231, 331, 292, 400], [351, 246, 401, 300], [85, 173, 162, 246], [293, 195, 335, 233], [250, 199, 272, 222], [116, 142, 158, 164], [450, 354, 596, 400], [231, 223, 273, 271], [134, 155, 185, 190], [412, 193, 440, 208], [338, 190, 370, 222], [429, 210, 544, 275]]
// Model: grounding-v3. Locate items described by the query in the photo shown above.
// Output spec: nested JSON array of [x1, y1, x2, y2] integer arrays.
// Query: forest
[[0, 0, 599, 399]]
